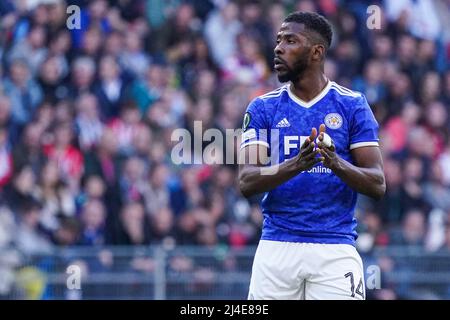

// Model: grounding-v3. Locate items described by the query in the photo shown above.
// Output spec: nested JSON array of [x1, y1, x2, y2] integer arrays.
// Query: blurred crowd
[[0, 0, 450, 299]]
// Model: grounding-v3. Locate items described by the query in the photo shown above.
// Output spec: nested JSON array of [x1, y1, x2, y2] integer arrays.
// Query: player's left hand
[[317, 124, 338, 170]]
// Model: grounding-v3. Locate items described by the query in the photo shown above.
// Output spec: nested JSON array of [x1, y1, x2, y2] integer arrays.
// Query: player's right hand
[[295, 127, 324, 171]]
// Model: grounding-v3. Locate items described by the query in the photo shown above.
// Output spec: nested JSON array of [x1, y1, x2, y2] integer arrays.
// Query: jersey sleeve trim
[[349, 141, 379, 150]]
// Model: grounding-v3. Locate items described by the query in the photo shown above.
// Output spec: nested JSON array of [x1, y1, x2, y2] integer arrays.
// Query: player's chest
[[269, 104, 349, 152]]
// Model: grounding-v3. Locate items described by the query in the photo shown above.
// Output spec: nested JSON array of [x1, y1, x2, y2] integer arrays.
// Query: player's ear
[[312, 44, 325, 61]]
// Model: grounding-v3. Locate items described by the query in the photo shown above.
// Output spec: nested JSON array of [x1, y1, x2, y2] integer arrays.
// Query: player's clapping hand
[[317, 124, 338, 169], [295, 127, 324, 171]]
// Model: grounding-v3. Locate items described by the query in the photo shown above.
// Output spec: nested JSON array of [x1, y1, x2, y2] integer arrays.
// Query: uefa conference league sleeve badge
[[242, 112, 250, 131]]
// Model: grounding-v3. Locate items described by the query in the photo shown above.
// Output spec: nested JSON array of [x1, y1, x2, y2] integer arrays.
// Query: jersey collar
[[287, 80, 332, 108]]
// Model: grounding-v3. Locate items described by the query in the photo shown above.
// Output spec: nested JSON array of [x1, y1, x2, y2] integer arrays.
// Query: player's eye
[[276, 39, 281, 44], [288, 40, 296, 44]]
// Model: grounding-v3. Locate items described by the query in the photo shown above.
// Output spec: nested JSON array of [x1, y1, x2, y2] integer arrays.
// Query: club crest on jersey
[[324, 113, 343, 129]]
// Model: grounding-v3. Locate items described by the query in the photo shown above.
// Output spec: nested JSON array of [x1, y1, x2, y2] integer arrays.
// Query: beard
[[277, 54, 309, 83]]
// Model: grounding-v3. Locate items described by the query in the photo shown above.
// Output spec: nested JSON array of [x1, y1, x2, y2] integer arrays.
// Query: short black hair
[[284, 12, 332, 49]]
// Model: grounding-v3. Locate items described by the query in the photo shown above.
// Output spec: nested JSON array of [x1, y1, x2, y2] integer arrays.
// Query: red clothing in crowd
[[43, 145, 84, 180]]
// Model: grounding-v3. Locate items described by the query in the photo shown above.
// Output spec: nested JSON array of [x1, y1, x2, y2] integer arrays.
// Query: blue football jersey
[[240, 81, 379, 245]]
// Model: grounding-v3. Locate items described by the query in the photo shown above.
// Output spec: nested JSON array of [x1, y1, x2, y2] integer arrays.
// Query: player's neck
[[290, 73, 329, 102]]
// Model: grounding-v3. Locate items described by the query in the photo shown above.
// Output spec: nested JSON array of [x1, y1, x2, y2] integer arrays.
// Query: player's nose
[[274, 43, 284, 56]]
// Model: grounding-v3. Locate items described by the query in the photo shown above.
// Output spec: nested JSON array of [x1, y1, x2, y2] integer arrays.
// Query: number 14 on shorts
[[345, 271, 365, 299]]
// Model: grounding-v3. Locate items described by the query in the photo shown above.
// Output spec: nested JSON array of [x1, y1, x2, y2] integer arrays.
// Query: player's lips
[[274, 58, 287, 70]]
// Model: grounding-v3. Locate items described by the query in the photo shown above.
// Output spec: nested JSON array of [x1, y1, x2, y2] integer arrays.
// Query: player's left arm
[[318, 124, 386, 200]]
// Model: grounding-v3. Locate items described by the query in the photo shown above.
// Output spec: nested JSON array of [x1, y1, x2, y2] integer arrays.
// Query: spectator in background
[[240, 1, 270, 50], [75, 93, 104, 152], [222, 32, 271, 85], [131, 125, 153, 165], [104, 30, 124, 59], [215, 89, 243, 134], [175, 209, 200, 245], [34, 160, 75, 232], [78, 26, 103, 59], [442, 70, 450, 105], [7, 25, 48, 76], [71, 0, 112, 49], [423, 100, 447, 158], [83, 128, 120, 186], [2, 59, 43, 132], [352, 59, 386, 105], [423, 162, 450, 212], [37, 55, 69, 103], [390, 209, 427, 247], [12, 122, 45, 176], [47, 1, 68, 33], [161, 3, 200, 62], [119, 32, 150, 79], [2, 165, 37, 213], [438, 141, 450, 187], [437, 215, 450, 253], [357, 209, 389, 253], [419, 72, 442, 106], [149, 206, 176, 245], [130, 63, 167, 115], [170, 166, 204, 216], [384, 0, 441, 40], [142, 162, 170, 216], [0, 95, 10, 133], [108, 101, 145, 156], [68, 57, 96, 99], [204, 1, 242, 68], [401, 156, 429, 212], [177, 35, 219, 91], [78, 199, 107, 246], [332, 38, 361, 84], [43, 122, 84, 190], [371, 33, 394, 62], [94, 55, 131, 120], [378, 157, 403, 224], [385, 72, 413, 117], [110, 201, 152, 245], [0, 126, 13, 188], [52, 216, 81, 247], [383, 101, 421, 155], [53, 99, 74, 124], [47, 29, 71, 73], [77, 175, 107, 206], [34, 101, 55, 135], [15, 199, 53, 256], [119, 156, 148, 204]]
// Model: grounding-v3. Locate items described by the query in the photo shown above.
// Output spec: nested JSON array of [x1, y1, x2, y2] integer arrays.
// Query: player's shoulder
[[246, 85, 288, 115], [329, 81, 365, 104], [254, 85, 289, 103]]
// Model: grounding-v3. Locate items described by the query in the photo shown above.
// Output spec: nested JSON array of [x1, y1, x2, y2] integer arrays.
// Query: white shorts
[[248, 240, 365, 300]]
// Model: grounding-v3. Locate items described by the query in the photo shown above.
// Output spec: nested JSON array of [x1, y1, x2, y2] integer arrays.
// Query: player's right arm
[[238, 128, 322, 198]]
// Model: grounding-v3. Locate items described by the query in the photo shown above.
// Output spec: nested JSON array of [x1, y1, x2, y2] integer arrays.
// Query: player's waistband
[[261, 228, 356, 246]]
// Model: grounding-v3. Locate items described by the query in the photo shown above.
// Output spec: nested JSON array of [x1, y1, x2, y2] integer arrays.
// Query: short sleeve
[[349, 95, 379, 150], [240, 98, 269, 150]]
